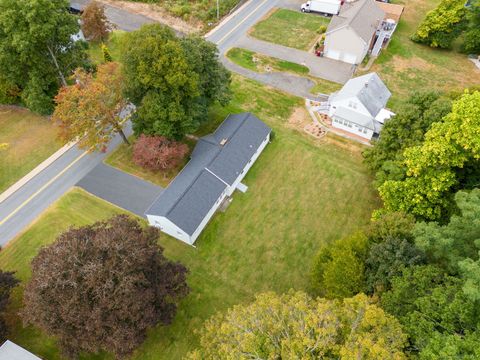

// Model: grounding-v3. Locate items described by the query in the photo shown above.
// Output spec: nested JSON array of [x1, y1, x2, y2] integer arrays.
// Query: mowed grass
[[0, 76, 379, 360], [87, 31, 127, 65], [366, 0, 480, 108], [0, 106, 60, 193], [250, 8, 330, 51], [104, 136, 195, 188], [227, 48, 342, 95]]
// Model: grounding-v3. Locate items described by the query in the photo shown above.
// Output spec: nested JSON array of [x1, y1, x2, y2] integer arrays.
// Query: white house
[[145, 113, 271, 245], [323, 0, 385, 64], [0, 340, 41, 360], [326, 72, 394, 140]]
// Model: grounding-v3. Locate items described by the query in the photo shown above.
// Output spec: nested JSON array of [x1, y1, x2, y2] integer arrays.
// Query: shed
[[0, 341, 41, 360]]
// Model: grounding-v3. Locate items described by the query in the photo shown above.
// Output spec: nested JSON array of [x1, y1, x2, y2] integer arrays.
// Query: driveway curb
[[0, 141, 78, 204]]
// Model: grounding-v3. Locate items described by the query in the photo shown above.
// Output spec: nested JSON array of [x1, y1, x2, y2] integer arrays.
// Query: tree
[[0, 270, 19, 342], [187, 292, 407, 360], [122, 24, 231, 140], [379, 91, 480, 221], [311, 233, 369, 299], [411, 0, 467, 48], [0, 0, 88, 114], [101, 43, 113, 62], [365, 236, 425, 293], [133, 134, 189, 172], [22, 215, 189, 358], [363, 91, 452, 185], [366, 211, 416, 243], [462, 0, 480, 54], [414, 189, 480, 274], [419, 331, 480, 360], [81, 1, 110, 42], [381, 265, 479, 355], [53, 62, 129, 151]]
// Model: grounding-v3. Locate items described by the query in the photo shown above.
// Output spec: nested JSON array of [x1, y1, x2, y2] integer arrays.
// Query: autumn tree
[[0, 0, 88, 114], [81, 1, 110, 42], [411, 0, 467, 48], [187, 292, 407, 360], [381, 265, 479, 357], [122, 24, 231, 140], [379, 91, 480, 221], [22, 215, 189, 359], [133, 134, 189, 172], [53, 62, 129, 151], [0, 270, 19, 342], [311, 233, 369, 299]]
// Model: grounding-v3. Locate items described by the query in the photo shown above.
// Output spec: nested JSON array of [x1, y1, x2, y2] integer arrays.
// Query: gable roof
[[146, 113, 271, 236], [326, 0, 385, 44], [330, 72, 391, 117], [0, 341, 41, 360]]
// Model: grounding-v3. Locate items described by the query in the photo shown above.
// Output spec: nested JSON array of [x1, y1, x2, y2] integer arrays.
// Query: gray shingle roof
[[146, 113, 271, 235], [326, 0, 385, 44], [331, 72, 391, 117], [0, 341, 41, 360]]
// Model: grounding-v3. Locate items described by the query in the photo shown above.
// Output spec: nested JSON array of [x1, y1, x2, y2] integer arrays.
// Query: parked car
[[300, 0, 341, 16]]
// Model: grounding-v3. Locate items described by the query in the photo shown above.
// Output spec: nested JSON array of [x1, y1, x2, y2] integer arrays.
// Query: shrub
[[133, 134, 189, 172], [318, 25, 327, 34]]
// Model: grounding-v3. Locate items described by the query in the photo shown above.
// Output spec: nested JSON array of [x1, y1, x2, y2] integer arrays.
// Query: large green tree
[[462, 0, 480, 54], [187, 292, 407, 360], [381, 265, 479, 357], [122, 24, 230, 140], [0, 0, 88, 114], [379, 91, 480, 221], [22, 215, 189, 358], [411, 0, 467, 48]]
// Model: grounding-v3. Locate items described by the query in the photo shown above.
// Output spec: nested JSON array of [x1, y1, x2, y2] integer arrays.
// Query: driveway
[[76, 164, 163, 217], [236, 36, 355, 84]]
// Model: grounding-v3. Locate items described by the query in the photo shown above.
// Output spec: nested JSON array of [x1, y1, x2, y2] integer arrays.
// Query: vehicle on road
[[301, 0, 341, 15]]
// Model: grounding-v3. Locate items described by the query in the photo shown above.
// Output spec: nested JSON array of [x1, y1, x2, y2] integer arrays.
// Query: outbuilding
[[145, 113, 271, 245], [323, 0, 385, 64], [0, 340, 41, 360]]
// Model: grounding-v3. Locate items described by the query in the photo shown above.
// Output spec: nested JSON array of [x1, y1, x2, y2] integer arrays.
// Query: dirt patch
[[392, 55, 434, 72], [99, 0, 202, 34], [287, 106, 310, 129]]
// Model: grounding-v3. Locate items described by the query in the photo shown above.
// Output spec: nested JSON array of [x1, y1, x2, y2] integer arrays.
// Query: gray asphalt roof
[[327, 0, 385, 44], [146, 113, 271, 235], [0, 341, 41, 360], [331, 72, 391, 117]]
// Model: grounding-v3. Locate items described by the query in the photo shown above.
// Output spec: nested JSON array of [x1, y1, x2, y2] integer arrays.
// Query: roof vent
[[220, 138, 228, 146]]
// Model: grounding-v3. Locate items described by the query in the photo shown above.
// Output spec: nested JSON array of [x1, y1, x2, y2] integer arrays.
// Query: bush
[[318, 25, 327, 34], [310, 232, 369, 299], [133, 134, 189, 172]]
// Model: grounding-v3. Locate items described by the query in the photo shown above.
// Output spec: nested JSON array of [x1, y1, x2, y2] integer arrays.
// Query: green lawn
[[0, 76, 379, 360], [104, 136, 195, 188], [366, 0, 480, 109], [87, 31, 127, 65], [250, 8, 330, 51], [0, 106, 61, 193], [227, 47, 342, 95]]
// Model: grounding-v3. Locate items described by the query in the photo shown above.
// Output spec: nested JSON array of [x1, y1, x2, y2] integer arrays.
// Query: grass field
[[87, 31, 127, 65], [0, 76, 379, 359], [366, 0, 480, 109], [226, 47, 342, 95], [104, 136, 195, 188], [250, 9, 330, 51], [0, 106, 60, 193]]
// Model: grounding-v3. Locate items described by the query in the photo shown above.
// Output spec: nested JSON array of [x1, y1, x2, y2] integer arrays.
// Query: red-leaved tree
[[133, 134, 189, 172]]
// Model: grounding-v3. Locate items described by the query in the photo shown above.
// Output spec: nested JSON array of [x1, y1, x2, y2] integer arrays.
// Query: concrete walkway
[[76, 163, 163, 217], [236, 36, 355, 84]]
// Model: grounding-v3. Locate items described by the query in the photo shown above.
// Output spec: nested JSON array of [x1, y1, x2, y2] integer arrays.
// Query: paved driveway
[[237, 36, 355, 84], [76, 164, 163, 217]]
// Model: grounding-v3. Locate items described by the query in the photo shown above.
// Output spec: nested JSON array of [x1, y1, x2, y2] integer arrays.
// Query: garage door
[[341, 53, 357, 64], [325, 49, 341, 60]]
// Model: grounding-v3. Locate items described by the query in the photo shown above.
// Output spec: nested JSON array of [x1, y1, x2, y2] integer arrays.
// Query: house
[[326, 72, 394, 140], [0, 340, 41, 360], [323, 0, 385, 64], [145, 113, 271, 245]]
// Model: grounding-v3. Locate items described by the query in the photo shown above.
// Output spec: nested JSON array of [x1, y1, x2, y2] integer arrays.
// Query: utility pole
[[217, 0, 220, 20]]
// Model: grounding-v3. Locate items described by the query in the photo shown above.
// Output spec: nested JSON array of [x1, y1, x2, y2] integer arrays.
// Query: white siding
[[147, 216, 192, 244], [331, 117, 373, 140]]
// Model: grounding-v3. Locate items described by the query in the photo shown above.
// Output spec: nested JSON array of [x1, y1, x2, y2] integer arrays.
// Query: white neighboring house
[[323, 0, 385, 64], [0, 340, 41, 360], [145, 113, 271, 245], [326, 72, 394, 140]]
